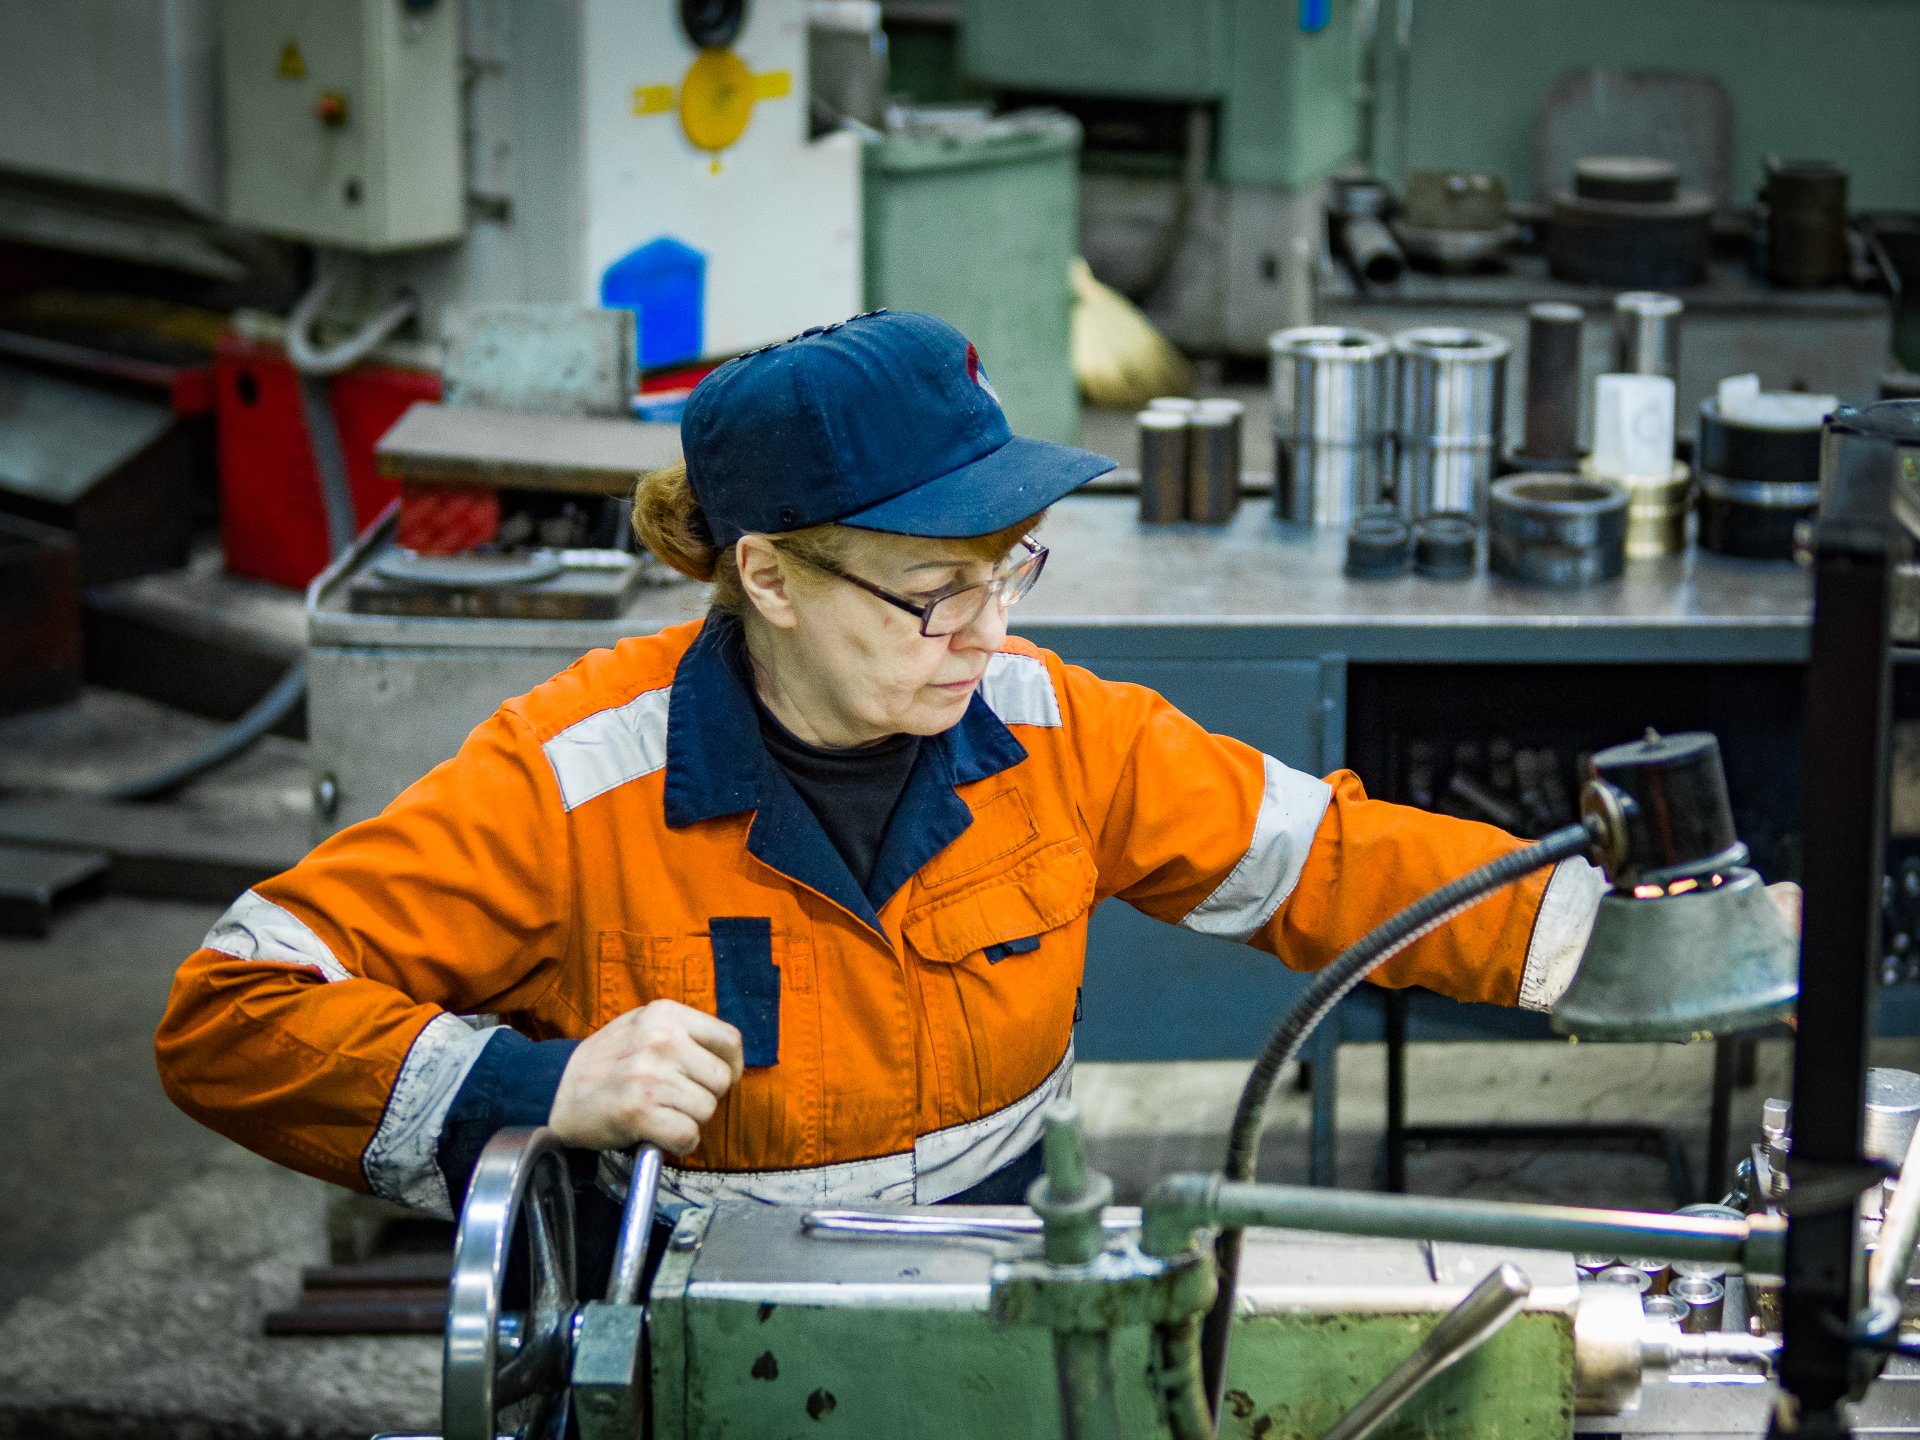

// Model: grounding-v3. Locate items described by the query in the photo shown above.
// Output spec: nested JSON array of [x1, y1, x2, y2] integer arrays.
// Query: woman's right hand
[[548, 1000, 744, 1155]]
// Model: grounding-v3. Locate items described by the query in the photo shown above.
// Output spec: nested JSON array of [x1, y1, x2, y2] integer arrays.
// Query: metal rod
[[604, 1144, 663, 1307], [1053, 1331, 1127, 1440], [1868, 1118, 1920, 1312], [1320, 1265, 1530, 1440], [1146, 1173, 1779, 1272], [1519, 301, 1584, 466]]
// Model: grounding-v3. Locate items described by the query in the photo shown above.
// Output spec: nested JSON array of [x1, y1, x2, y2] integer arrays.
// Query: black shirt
[[755, 698, 922, 893]]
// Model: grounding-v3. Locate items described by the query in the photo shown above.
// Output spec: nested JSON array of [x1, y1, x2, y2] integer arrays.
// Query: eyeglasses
[[787, 536, 1049, 638]]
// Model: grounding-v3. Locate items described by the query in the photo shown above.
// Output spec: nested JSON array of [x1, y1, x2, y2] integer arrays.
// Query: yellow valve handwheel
[[679, 47, 756, 154]]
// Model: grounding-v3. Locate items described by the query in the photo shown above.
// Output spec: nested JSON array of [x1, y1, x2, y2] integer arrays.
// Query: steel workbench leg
[[1384, 989, 1408, 1192], [1708, 1035, 1739, 1200], [1308, 1016, 1339, 1186]]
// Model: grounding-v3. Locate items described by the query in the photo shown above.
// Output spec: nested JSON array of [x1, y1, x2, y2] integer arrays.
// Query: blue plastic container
[[601, 237, 706, 369]]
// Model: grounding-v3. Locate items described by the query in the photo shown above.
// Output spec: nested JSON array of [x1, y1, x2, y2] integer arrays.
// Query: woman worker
[[154, 310, 1608, 1233]]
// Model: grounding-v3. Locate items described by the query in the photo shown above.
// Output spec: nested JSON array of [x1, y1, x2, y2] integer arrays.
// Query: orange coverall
[[156, 612, 1603, 1217]]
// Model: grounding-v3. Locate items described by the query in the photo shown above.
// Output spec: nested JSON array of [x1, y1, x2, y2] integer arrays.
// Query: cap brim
[[835, 435, 1117, 538]]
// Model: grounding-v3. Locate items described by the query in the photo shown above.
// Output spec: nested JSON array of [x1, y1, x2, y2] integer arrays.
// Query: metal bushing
[[1270, 326, 1393, 442], [1412, 511, 1477, 579], [1696, 470, 1819, 560], [1344, 508, 1412, 578], [1696, 396, 1825, 486], [1488, 474, 1628, 587], [1395, 327, 1509, 518], [1612, 292, 1682, 380], [1270, 326, 1395, 526], [1580, 456, 1692, 559], [1548, 160, 1713, 289], [1574, 155, 1680, 204], [1276, 435, 1396, 526], [1763, 159, 1849, 289]]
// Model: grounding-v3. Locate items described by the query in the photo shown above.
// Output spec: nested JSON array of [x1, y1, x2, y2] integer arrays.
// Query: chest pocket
[[901, 839, 1097, 1125], [903, 838, 1098, 965]]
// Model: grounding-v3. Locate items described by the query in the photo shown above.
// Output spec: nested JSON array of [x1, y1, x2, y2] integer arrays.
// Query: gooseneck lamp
[[1199, 726, 1798, 1412], [1553, 730, 1800, 1042]]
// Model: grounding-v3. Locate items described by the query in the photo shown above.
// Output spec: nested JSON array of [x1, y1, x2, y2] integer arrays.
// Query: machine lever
[[801, 1209, 1133, 1244], [605, 1144, 664, 1306], [1318, 1263, 1531, 1440]]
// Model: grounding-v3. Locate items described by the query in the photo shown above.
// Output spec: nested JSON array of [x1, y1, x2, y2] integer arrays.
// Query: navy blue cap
[[680, 310, 1115, 544]]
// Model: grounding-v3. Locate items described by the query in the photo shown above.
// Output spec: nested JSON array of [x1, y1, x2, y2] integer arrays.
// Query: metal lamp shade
[[1551, 868, 1798, 1041]]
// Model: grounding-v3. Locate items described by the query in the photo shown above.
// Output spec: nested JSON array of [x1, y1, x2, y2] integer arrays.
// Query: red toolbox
[[215, 333, 440, 589]]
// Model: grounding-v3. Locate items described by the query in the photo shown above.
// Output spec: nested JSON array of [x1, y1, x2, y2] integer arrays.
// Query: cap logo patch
[[965, 342, 1001, 404]]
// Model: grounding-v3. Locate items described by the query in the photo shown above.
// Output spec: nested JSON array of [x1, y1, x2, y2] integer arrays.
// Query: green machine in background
[[948, 0, 1919, 369], [863, 111, 1083, 446], [960, 0, 1363, 192], [957, 0, 1366, 357]]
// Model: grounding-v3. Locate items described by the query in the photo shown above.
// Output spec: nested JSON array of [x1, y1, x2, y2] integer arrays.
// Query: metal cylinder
[[1344, 508, 1412, 578], [1518, 301, 1585, 467], [1587, 731, 1744, 885], [1339, 214, 1406, 287], [1270, 326, 1395, 524], [1137, 410, 1190, 525], [1670, 1206, 1740, 1281], [1612, 293, 1683, 381], [1395, 327, 1509, 518], [1623, 1258, 1672, 1296], [1270, 326, 1394, 441], [1278, 437, 1396, 526], [1643, 1295, 1687, 1325], [1487, 474, 1629, 587], [1583, 456, 1693, 559], [1865, 1068, 1920, 1168], [1594, 1265, 1651, 1296], [1671, 1275, 1725, 1334], [1764, 160, 1849, 289], [1187, 401, 1242, 525]]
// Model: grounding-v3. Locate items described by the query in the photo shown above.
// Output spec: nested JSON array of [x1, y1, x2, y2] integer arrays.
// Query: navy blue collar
[[663, 610, 1029, 930]]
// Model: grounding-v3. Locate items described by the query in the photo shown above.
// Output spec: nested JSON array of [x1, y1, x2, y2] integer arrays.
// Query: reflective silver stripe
[[914, 1041, 1073, 1201], [1180, 754, 1334, 942], [1517, 857, 1609, 1011], [542, 686, 672, 811], [654, 1043, 1075, 1208], [979, 651, 1061, 728], [201, 889, 351, 983], [363, 1015, 498, 1219]]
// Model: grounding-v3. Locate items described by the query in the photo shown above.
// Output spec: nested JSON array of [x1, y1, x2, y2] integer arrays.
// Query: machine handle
[[1318, 1263, 1531, 1440], [801, 1209, 1136, 1243], [605, 1144, 664, 1307]]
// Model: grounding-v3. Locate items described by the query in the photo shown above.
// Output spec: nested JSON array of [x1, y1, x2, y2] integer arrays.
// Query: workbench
[[311, 494, 1835, 1194]]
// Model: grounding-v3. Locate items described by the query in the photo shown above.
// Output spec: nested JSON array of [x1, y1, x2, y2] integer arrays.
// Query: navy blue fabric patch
[[983, 934, 1041, 964], [712, 916, 780, 1067], [936, 1138, 1044, 1205], [435, 1028, 580, 1212]]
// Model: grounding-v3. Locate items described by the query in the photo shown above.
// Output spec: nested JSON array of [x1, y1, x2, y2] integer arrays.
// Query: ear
[[735, 535, 801, 631]]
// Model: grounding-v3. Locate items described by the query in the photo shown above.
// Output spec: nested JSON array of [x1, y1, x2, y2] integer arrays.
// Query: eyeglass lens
[[923, 549, 1046, 637]]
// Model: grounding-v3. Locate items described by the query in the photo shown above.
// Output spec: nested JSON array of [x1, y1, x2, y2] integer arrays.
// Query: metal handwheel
[[443, 1127, 578, 1440]]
